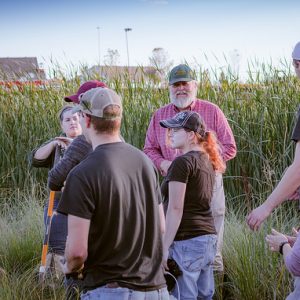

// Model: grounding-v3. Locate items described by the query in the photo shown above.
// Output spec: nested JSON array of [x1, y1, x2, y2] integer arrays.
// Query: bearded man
[[144, 64, 237, 272]]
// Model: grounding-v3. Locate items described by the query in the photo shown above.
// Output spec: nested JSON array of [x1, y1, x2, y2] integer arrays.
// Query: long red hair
[[195, 131, 226, 173]]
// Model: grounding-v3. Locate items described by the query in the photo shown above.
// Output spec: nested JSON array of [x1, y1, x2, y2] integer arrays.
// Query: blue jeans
[[44, 200, 67, 254], [80, 286, 169, 299], [169, 234, 217, 300]]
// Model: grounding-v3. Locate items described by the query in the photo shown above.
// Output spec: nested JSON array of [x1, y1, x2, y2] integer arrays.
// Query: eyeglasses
[[293, 59, 300, 68], [169, 128, 185, 134], [80, 100, 93, 114]]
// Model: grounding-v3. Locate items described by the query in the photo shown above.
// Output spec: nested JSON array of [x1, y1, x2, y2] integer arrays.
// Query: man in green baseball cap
[[168, 64, 196, 85], [144, 63, 237, 275]]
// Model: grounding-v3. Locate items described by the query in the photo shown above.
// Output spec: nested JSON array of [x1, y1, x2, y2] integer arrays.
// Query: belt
[[105, 282, 120, 288]]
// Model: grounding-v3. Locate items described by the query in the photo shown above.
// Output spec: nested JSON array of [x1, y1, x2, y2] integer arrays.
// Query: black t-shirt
[[161, 151, 216, 240], [58, 142, 165, 290], [291, 106, 300, 142]]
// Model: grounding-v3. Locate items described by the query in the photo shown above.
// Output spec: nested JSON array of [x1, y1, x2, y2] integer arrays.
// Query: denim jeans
[[169, 234, 217, 300], [80, 286, 169, 299], [44, 200, 67, 254]]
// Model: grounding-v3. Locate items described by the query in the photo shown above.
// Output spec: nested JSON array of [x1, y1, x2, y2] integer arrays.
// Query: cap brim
[[169, 78, 193, 85], [64, 94, 79, 103], [71, 105, 83, 114], [160, 119, 183, 129]]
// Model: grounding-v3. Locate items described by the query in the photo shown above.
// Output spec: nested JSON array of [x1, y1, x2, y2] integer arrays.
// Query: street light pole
[[124, 28, 132, 67], [96, 26, 101, 67]]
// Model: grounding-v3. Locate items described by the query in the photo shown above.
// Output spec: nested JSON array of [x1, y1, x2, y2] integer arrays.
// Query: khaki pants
[[210, 173, 226, 272]]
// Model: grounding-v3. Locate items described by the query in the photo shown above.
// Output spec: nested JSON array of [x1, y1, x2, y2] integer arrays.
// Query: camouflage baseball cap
[[72, 87, 122, 119], [168, 64, 196, 85], [160, 111, 206, 136]]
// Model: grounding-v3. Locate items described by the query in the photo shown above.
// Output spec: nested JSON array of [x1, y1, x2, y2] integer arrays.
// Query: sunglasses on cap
[[293, 59, 300, 68]]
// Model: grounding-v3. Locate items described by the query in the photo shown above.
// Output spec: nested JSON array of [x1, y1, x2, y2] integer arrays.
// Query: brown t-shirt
[[161, 150, 216, 240], [58, 142, 165, 291]]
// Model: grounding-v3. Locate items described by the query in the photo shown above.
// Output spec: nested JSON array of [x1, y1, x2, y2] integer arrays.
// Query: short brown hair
[[90, 104, 122, 134], [58, 105, 73, 123]]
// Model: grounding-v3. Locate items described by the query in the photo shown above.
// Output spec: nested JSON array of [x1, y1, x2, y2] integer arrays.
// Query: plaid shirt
[[144, 99, 237, 172]]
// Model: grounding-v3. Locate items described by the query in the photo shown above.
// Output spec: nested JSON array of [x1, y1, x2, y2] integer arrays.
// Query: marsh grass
[[221, 201, 299, 300], [1, 61, 300, 299]]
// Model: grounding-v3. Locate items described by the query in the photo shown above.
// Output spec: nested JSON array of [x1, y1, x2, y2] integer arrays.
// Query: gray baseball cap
[[168, 64, 196, 85], [72, 87, 122, 119], [292, 42, 300, 60]]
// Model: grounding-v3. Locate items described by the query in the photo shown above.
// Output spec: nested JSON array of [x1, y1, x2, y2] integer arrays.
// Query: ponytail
[[196, 131, 226, 173]]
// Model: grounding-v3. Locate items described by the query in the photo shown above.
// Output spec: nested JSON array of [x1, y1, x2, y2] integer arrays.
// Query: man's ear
[[85, 115, 92, 128]]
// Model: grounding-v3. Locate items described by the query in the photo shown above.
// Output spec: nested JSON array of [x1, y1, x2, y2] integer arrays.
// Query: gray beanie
[[292, 42, 300, 60]]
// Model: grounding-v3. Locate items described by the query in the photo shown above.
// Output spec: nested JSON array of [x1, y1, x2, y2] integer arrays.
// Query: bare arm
[[163, 181, 186, 262], [34, 140, 57, 160], [64, 215, 90, 274], [247, 141, 300, 231], [144, 113, 170, 174], [214, 107, 237, 162], [159, 203, 166, 235], [265, 228, 300, 276], [34, 137, 71, 160]]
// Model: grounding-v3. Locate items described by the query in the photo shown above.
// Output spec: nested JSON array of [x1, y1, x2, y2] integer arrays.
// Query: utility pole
[[124, 28, 132, 67], [96, 26, 101, 69]]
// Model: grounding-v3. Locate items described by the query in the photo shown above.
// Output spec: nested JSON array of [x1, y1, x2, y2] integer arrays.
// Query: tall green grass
[[1, 62, 299, 204], [1, 61, 300, 299]]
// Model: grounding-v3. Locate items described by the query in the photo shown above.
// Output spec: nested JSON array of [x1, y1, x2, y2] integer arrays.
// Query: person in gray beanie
[[247, 41, 300, 299], [247, 41, 300, 230]]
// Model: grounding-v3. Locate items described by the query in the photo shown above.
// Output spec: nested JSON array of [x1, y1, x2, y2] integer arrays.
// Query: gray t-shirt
[[58, 142, 166, 291]]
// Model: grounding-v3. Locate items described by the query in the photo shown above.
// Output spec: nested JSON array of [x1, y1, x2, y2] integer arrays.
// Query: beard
[[170, 89, 197, 109], [170, 96, 193, 108]]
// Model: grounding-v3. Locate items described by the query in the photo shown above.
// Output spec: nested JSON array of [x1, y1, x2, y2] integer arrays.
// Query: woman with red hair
[[160, 111, 225, 300]]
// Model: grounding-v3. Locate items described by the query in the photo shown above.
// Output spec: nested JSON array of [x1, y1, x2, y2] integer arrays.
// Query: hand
[[265, 228, 289, 252], [160, 160, 172, 176], [53, 137, 73, 150], [287, 188, 300, 201], [246, 203, 273, 231], [60, 180, 66, 192], [162, 249, 169, 271], [285, 227, 299, 246], [62, 261, 72, 275], [62, 260, 84, 275]]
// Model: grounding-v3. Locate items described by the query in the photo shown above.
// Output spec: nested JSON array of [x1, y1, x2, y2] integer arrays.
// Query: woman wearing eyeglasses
[[160, 111, 225, 300]]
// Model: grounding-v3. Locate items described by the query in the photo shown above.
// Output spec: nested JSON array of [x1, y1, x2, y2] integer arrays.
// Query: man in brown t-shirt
[[58, 88, 168, 299]]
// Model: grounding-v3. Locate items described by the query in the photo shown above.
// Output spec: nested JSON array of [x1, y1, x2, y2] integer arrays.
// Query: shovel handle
[[40, 191, 55, 269]]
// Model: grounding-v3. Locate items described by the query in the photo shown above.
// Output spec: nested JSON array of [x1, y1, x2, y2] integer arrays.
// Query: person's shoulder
[[153, 103, 173, 115], [124, 142, 151, 159], [124, 143, 158, 167], [72, 135, 89, 146], [172, 153, 193, 167], [182, 151, 210, 167], [195, 99, 220, 110]]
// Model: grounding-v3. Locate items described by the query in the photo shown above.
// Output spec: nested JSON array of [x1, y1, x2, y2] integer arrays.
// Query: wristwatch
[[279, 241, 289, 255]]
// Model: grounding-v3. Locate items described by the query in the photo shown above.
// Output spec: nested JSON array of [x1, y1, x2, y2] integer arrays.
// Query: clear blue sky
[[1, 0, 299, 78]]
